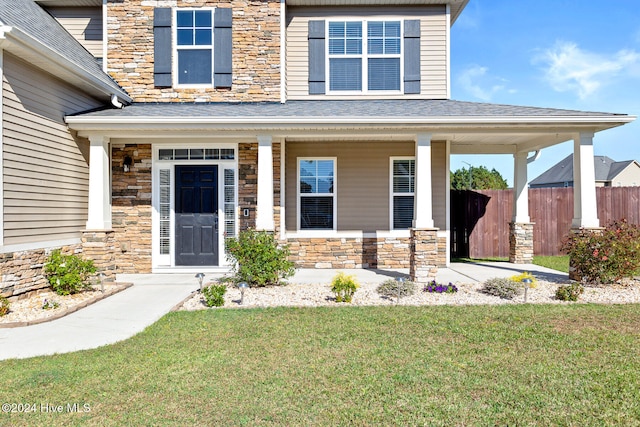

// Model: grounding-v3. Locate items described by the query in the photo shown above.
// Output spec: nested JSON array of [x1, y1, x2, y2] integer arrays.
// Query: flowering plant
[[510, 272, 537, 288], [42, 299, 60, 310], [423, 281, 458, 294]]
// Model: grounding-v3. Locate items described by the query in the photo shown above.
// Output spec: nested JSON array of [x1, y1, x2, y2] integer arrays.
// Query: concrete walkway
[[0, 263, 567, 360]]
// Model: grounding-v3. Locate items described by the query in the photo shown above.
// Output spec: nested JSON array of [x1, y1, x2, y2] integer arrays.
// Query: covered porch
[[65, 100, 634, 283]]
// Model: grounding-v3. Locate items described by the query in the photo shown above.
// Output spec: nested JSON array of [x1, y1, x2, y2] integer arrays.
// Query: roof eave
[[0, 26, 131, 104]]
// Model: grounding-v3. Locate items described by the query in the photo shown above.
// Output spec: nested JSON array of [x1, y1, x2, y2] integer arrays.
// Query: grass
[[533, 255, 570, 273], [2, 304, 640, 426]]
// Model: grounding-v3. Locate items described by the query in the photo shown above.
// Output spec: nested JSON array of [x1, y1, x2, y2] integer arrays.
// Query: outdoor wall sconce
[[195, 273, 205, 292], [123, 156, 133, 172], [522, 278, 532, 303], [238, 282, 249, 305], [98, 272, 106, 293]]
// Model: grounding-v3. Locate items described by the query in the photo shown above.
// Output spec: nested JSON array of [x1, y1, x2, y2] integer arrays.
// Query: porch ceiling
[[66, 100, 635, 154]]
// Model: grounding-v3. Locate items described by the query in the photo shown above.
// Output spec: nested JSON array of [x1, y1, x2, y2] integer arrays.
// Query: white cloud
[[534, 41, 640, 100], [457, 65, 510, 101]]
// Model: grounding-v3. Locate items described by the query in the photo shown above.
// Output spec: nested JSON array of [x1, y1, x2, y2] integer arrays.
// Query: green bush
[[480, 277, 523, 300], [0, 295, 9, 317], [202, 283, 227, 307], [561, 219, 640, 285], [225, 229, 295, 287], [376, 279, 416, 301], [556, 283, 584, 302], [331, 272, 359, 303], [44, 249, 97, 296]]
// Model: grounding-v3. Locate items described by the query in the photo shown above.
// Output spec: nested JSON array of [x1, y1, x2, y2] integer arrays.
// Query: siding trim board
[[0, 49, 4, 246]]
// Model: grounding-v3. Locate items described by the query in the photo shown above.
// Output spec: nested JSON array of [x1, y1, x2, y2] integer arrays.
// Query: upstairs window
[[175, 9, 214, 85], [327, 20, 402, 93]]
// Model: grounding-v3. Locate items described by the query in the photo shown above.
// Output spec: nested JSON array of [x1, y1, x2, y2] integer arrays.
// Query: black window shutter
[[308, 20, 326, 95], [404, 19, 421, 94], [214, 8, 233, 88], [153, 8, 172, 87]]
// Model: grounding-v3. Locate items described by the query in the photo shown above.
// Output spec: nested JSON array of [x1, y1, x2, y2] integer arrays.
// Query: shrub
[[424, 281, 458, 294], [331, 272, 359, 303], [510, 272, 537, 288], [0, 295, 9, 317], [480, 277, 523, 300], [561, 219, 640, 285], [202, 283, 227, 307], [44, 249, 96, 296], [376, 279, 417, 301], [42, 299, 60, 310], [225, 229, 295, 287], [556, 283, 584, 302]]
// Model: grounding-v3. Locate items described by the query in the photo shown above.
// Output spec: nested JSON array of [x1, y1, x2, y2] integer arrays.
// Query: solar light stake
[[522, 278, 532, 303], [98, 272, 106, 293], [195, 273, 205, 292], [397, 278, 405, 304], [238, 282, 249, 305]]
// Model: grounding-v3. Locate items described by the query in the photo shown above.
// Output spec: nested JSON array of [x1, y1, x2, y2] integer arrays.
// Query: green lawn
[[2, 304, 639, 426], [533, 255, 570, 273]]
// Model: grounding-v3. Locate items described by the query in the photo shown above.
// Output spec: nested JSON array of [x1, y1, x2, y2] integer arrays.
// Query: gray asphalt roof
[[0, 0, 127, 98], [71, 99, 628, 119], [529, 154, 634, 185]]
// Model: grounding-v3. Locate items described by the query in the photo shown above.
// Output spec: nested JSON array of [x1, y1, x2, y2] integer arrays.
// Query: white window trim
[[390, 156, 415, 230], [326, 19, 404, 95], [152, 143, 237, 271], [297, 157, 337, 232], [172, 7, 216, 89]]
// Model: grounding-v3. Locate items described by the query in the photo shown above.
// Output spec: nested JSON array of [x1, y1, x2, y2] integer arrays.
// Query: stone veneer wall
[[0, 244, 82, 298], [107, 0, 281, 102], [509, 222, 534, 264], [409, 228, 440, 284], [111, 144, 153, 273]]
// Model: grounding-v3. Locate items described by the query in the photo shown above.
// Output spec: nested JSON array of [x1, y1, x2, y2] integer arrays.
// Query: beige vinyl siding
[[286, 6, 448, 100], [2, 53, 102, 246], [286, 140, 415, 231], [610, 163, 640, 187], [46, 7, 103, 59]]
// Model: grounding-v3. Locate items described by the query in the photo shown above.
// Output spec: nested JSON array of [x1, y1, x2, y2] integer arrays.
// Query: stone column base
[[410, 228, 439, 284], [509, 222, 534, 264], [568, 227, 604, 281], [82, 230, 117, 283]]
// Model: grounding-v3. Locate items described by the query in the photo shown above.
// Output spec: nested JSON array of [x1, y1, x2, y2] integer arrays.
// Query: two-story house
[[0, 0, 634, 296]]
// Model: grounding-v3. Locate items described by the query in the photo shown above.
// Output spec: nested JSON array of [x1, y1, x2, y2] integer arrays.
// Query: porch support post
[[572, 132, 599, 228], [256, 134, 275, 231], [509, 151, 534, 264], [413, 133, 434, 229], [410, 133, 438, 284], [86, 135, 111, 230]]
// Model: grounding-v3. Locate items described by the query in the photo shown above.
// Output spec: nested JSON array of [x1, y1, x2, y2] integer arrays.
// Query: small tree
[[225, 229, 295, 287], [450, 166, 508, 190]]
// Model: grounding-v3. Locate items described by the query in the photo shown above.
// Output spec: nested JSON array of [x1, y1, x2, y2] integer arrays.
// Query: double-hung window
[[175, 9, 214, 85], [391, 158, 415, 229], [328, 20, 401, 93], [299, 159, 336, 230]]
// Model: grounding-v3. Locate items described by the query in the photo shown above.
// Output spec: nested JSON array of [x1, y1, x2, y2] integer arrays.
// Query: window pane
[[205, 148, 219, 159], [330, 58, 362, 91], [158, 149, 173, 160], [368, 21, 384, 37], [177, 49, 212, 84], [328, 22, 345, 38], [385, 21, 401, 37], [177, 29, 193, 46], [393, 160, 412, 176], [175, 149, 188, 160], [299, 160, 315, 176], [176, 11, 193, 27], [190, 148, 204, 159], [346, 22, 362, 38], [316, 160, 334, 177], [393, 176, 412, 193], [385, 38, 401, 54], [194, 29, 212, 45], [300, 177, 316, 194], [346, 39, 362, 55], [194, 10, 212, 27], [394, 195, 414, 229], [317, 177, 333, 193], [329, 38, 344, 55], [220, 148, 235, 160], [368, 58, 400, 90], [368, 38, 384, 55], [301, 197, 333, 229]]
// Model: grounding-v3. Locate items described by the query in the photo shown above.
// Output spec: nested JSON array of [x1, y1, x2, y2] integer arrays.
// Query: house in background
[[0, 0, 635, 297], [529, 155, 640, 188]]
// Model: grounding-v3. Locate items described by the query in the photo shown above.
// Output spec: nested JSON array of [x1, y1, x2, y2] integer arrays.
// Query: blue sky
[[450, 0, 640, 186]]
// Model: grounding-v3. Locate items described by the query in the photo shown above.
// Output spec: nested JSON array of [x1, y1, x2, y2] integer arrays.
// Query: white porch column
[[85, 135, 111, 230], [512, 151, 530, 223], [572, 132, 599, 228], [413, 133, 434, 228], [256, 134, 275, 231]]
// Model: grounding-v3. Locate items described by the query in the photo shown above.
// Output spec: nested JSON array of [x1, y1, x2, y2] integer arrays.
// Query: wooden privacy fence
[[450, 187, 640, 258]]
